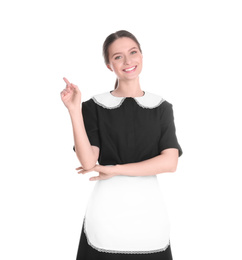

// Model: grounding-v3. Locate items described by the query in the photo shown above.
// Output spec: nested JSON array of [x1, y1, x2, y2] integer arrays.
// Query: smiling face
[[107, 37, 143, 82]]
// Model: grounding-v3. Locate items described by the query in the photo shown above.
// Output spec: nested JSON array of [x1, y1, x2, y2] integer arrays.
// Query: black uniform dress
[[74, 90, 182, 260]]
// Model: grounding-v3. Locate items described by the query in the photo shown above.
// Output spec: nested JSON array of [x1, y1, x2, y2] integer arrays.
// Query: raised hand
[[60, 77, 82, 111]]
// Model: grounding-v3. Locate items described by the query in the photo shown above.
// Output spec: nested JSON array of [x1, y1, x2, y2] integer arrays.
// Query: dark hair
[[102, 30, 142, 89]]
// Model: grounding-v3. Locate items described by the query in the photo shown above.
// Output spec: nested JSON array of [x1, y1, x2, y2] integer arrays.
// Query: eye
[[131, 51, 137, 55], [114, 55, 122, 60]]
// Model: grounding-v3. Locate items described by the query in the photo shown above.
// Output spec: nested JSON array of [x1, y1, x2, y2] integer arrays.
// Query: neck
[[113, 78, 143, 97]]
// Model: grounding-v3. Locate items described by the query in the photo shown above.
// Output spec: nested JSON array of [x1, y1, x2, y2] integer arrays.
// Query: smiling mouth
[[123, 66, 137, 72]]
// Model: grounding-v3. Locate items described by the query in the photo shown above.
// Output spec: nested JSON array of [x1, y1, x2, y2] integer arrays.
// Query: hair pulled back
[[102, 30, 142, 89]]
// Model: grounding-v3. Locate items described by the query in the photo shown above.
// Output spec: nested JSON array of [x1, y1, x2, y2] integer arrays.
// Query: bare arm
[[115, 148, 179, 177], [69, 108, 99, 170], [61, 77, 99, 170], [77, 148, 179, 181]]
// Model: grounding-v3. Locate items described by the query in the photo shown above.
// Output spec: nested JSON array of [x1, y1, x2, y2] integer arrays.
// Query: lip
[[123, 66, 137, 73]]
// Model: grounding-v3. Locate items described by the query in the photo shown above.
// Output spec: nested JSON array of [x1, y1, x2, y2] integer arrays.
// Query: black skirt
[[76, 220, 173, 260]]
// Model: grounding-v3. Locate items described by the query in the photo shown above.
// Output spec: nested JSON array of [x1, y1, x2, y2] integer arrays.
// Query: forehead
[[108, 37, 139, 54]]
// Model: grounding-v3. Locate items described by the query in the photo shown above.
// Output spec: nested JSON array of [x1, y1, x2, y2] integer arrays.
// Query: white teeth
[[124, 66, 136, 71]]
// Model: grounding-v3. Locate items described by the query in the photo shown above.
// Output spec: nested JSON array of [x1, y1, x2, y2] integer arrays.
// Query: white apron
[[84, 174, 170, 254]]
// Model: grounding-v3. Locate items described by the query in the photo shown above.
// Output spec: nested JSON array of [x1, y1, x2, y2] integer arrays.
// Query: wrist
[[114, 164, 122, 176], [68, 105, 82, 116]]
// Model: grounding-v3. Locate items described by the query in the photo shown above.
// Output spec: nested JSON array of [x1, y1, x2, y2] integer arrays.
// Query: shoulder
[[82, 92, 108, 106]]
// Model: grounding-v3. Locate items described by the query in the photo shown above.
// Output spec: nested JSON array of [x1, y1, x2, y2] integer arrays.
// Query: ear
[[107, 64, 113, 72]]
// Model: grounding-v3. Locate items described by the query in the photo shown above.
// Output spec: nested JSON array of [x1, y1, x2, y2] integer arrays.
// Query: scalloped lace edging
[[92, 96, 126, 109], [92, 96, 165, 110], [134, 97, 165, 109], [83, 218, 170, 254]]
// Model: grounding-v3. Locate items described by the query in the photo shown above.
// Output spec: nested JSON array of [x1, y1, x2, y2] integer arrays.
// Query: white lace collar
[[92, 91, 165, 109]]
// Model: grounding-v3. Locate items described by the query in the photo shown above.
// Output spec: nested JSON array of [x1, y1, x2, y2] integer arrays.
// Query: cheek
[[108, 62, 119, 72], [137, 55, 143, 63], [135, 56, 143, 69], [131, 55, 143, 66], [111, 63, 122, 73]]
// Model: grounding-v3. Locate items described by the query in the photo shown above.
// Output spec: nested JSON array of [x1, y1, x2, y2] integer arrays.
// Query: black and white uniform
[[75, 91, 182, 260]]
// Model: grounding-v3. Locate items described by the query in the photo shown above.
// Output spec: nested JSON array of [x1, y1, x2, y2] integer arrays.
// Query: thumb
[[71, 83, 78, 89], [71, 83, 81, 94]]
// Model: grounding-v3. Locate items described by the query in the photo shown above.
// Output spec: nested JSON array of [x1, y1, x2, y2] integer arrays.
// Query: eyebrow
[[112, 47, 138, 58]]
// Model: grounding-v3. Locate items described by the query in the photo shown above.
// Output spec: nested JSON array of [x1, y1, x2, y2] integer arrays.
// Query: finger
[[60, 90, 67, 97], [68, 83, 76, 91], [76, 169, 85, 174], [71, 83, 78, 89], [89, 176, 99, 181], [70, 84, 77, 93], [65, 86, 71, 93], [63, 77, 71, 86], [76, 167, 83, 170]]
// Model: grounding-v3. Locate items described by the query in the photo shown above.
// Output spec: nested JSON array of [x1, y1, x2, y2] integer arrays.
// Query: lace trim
[[134, 97, 165, 109], [92, 96, 126, 109], [83, 218, 170, 254], [92, 96, 165, 110]]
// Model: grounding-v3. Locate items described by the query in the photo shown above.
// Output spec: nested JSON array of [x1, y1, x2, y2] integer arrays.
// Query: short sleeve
[[158, 101, 183, 157], [73, 99, 100, 152]]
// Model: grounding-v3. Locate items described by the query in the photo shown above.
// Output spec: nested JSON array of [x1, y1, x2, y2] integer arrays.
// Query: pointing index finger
[[63, 77, 71, 86]]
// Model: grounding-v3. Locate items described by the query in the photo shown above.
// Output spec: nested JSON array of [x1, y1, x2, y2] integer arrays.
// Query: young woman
[[60, 30, 182, 260]]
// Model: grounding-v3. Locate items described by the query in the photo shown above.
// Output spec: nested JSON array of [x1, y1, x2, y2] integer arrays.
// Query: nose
[[124, 55, 131, 65]]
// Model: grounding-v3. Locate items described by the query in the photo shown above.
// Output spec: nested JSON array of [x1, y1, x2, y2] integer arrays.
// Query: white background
[[0, 0, 241, 259]]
